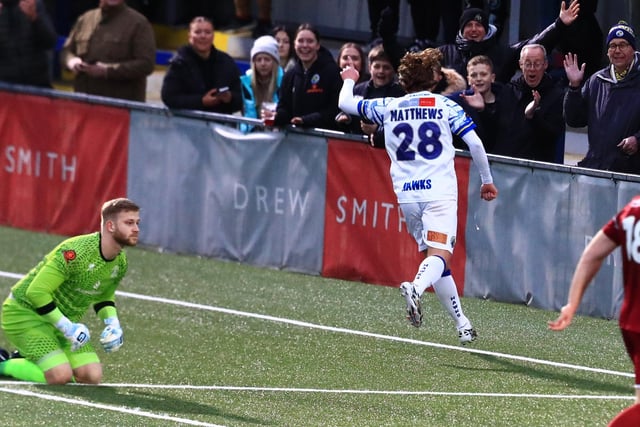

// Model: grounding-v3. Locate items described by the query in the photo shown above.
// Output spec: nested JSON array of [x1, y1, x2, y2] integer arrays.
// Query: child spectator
[[451, 55, 503, 151], [336, 45, 405, 146]]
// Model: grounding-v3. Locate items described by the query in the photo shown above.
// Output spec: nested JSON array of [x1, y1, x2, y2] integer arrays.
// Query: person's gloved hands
[[55, 317, 90, 352], [99, 317, 123, 353]]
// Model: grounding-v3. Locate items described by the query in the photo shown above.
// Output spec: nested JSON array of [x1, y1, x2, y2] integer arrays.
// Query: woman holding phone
[[161, 16, 242, 114]]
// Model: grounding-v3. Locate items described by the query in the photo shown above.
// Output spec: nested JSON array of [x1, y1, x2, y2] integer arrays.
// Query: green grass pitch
[[0, 225, 634, 426]]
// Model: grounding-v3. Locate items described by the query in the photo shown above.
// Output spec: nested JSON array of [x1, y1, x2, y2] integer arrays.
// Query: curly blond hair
[[397, 48, 443, 93]]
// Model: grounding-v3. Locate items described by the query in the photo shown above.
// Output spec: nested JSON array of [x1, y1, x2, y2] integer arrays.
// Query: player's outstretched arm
[[548, 230, 617, 331], [338, 67, 360, 115], [548, 304, 577, 331], [461, 130, 497, 200]]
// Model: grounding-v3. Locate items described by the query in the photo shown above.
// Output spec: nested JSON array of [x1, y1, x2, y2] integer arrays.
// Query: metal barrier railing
[[2, 81, 639, 183]]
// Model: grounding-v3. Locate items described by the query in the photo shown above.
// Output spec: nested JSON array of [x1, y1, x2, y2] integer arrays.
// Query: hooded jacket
[[564, 52, 640, 174], [275, 46, 342, 130]]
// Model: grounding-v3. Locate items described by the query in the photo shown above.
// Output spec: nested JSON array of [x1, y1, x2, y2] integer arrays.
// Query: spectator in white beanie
[[240, 35, 284, 131]]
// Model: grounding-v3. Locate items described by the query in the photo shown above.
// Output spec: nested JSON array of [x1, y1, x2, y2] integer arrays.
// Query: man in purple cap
[[564, 20, 640, 174]]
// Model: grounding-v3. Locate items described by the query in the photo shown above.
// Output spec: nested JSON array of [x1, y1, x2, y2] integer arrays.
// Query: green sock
[[0, 359, 46, 383]]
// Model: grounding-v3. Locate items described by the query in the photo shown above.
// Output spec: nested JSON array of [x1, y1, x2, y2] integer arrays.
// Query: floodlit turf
[[0, 225, 635, 426]]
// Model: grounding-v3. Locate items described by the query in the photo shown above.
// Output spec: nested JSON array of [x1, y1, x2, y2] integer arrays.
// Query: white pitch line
[[0, 386, 225, 426], [0, 269, 634, 381], [114, 290, 635, 379], [0, 271, 23, 280], [0, 381, 633, 401]]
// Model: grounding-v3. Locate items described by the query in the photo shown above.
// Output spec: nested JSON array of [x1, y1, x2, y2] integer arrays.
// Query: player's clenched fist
[[480, 183, 498, 201]]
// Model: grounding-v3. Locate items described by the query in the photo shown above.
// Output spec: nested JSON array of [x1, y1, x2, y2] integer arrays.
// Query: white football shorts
[[400, 199, 457, 253]]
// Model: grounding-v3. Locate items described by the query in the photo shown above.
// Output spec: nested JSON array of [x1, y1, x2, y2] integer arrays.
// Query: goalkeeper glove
[[55, 317, 90, 352], [99, 317, 123, 353]]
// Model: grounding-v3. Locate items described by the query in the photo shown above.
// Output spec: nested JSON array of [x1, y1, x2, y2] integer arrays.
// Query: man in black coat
[[0, 0, 57, 87], [491, 44, 566, 163]]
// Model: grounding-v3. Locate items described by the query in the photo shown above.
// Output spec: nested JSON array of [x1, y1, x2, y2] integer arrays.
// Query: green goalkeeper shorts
[[1, 298, 99, 372]]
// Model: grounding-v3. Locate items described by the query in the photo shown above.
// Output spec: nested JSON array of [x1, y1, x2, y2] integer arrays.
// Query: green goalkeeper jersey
[[10, 232, 128, 322]]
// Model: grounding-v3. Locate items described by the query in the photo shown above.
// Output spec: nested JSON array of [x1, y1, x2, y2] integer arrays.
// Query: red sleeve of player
[[602, 216, 623, 245], [608, 196, 640, 332], [602, 196, 640, 245]]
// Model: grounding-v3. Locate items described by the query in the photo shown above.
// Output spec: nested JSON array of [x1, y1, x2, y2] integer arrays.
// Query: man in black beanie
[[438, 1, 580, 83], [458, 8, 490, 37]]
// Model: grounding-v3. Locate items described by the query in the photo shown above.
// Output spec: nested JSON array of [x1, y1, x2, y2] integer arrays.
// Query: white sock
[[433, 272, 471, 329], [413, 255, 445, 295]]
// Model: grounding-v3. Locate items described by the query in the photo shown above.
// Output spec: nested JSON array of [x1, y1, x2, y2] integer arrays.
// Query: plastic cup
[[261, 102, 277, 126]]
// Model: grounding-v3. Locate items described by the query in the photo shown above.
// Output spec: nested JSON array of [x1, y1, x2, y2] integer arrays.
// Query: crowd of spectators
[[335, 44, 405, 145], [3, 0, 640, 174], [4, 3, 640, 419]]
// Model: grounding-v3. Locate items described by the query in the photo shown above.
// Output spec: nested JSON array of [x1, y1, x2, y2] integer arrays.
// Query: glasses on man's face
[[608, 42, 631, 51], [520, 61, 545, 70]]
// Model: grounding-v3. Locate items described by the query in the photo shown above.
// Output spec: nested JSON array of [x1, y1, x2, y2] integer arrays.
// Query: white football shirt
[[355, 91, 476, 203]]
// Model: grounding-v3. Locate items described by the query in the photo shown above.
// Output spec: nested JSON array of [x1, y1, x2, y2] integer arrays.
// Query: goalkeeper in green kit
[[0, 198, 140, 384]]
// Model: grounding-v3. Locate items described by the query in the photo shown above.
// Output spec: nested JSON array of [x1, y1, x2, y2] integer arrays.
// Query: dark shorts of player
[[621, 328, 640, 386]]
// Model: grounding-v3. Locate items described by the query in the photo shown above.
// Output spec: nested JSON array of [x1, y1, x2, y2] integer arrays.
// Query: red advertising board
[[0, 92, 129, 235], [322, 139, 470, 293]]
